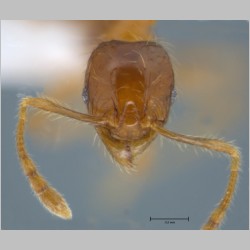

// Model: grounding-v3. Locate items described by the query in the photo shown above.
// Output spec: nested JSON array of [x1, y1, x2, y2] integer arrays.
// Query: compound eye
[[82, 85, 89, 104], [171, 87, 177, 105]]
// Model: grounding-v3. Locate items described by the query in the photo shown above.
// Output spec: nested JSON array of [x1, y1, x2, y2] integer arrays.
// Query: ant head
[[84, 40, 174, 140]]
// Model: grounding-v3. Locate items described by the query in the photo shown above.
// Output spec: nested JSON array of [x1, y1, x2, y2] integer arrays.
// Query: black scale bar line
[[150, 216, 189, 221]]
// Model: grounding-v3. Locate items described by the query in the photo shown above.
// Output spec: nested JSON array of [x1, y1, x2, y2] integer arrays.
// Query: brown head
[[83, 40, 175, 169]]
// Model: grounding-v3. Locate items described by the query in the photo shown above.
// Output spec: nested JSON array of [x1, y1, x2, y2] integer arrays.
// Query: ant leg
[[152, 124, 240, 230], [16, 97, 105, 219]]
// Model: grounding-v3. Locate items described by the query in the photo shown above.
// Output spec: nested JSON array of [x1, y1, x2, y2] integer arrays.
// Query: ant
[[16, 21, 240, 230]]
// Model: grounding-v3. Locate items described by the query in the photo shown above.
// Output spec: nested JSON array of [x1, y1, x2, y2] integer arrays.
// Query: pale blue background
[[1, 20, 249, 230]]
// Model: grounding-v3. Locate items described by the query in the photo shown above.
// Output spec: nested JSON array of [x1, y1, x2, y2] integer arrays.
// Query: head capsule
[[84, 40, 174, 168]]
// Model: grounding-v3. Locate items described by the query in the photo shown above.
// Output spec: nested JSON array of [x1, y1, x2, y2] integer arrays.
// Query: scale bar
[[150, 216, 189, 221]]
